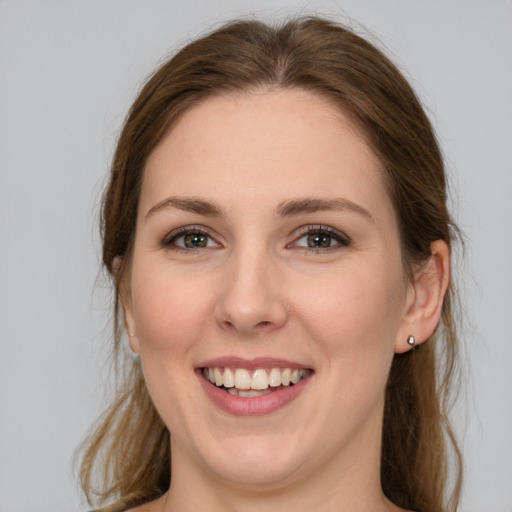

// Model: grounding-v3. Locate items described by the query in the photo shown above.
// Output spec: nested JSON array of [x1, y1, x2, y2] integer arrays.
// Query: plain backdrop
[[1, 1, 511, 511]]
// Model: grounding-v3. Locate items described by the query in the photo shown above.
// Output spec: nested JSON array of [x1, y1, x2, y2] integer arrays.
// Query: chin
[[209, 455, 303, 489], [193, 433, 310, 488]]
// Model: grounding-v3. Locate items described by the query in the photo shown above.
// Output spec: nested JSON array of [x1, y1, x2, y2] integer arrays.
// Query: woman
[[80, 17, 462, 512]]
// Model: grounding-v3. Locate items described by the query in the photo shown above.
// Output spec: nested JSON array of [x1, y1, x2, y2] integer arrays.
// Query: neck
[[165, 466, 394, 512], [162, 417, 399, 512]]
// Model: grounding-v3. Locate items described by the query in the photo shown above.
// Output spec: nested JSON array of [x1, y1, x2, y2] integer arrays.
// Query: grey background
[[1, 1, 511, 511]]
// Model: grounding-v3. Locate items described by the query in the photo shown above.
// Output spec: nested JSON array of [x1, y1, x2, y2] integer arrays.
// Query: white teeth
[[251, 369, 269, 390], [222, 368, 234, 388], [234, 368, 251, 389], [239, 389, 272, 397], [269, 368, 281, 387], [204, 366, 309, 392], [281, 368, 291, 386], [290, 369, 301, 384], [227, 387, 272, 397]]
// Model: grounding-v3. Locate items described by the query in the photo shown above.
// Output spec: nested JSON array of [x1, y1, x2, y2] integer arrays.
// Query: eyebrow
[[146, 196, 223, 220], [276, 198, 373, 221], [145, 196, 372, 222]]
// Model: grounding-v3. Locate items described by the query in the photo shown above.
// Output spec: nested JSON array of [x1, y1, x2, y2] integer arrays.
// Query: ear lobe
[[122, 293, 140, 355], [116, 257, 140, 355], [395, 240, 450, 354]]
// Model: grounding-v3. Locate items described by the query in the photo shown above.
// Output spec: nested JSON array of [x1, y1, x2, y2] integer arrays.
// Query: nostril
[[220, 319, 273, 333]]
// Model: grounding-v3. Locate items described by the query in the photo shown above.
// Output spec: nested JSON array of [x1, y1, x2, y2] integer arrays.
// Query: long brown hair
[[79, 17, 462, 512]]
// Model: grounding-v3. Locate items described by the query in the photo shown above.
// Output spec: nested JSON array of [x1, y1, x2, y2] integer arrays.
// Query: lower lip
[[197, 370, 311, 416]]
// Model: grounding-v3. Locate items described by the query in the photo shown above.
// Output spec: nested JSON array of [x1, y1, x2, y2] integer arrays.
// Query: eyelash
[[161, 226, 219, 252], [289, 225, 351, 252], [161, 224, 351, 253]]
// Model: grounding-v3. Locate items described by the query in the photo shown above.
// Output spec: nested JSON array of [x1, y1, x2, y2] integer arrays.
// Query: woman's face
[[123, 89, 415, 490]]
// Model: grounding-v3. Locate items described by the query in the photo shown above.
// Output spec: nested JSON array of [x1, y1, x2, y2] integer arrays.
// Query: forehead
[[141, 89, 390, 218]]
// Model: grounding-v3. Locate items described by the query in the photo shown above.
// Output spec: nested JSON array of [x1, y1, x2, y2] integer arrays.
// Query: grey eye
[[293, 227, 349, 250], [169, 230, 219, 249]]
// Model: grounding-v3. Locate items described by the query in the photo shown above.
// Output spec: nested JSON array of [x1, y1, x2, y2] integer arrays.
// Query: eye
[[290, 225, 350, 250], [163, 227, 220, 250]]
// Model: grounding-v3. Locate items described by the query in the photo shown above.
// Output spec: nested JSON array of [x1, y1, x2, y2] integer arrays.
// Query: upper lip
[[196, 356, 311, 370]]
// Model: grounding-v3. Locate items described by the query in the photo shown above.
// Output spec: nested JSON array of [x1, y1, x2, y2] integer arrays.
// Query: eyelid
[[287, 224, 351, 250], [160, 224, 349, 251], [161, 225, 221, 249]]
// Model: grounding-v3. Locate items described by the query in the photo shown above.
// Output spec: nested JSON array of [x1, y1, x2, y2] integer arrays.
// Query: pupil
[[184, 233, 207, 248], [307, 233, 331, 248]]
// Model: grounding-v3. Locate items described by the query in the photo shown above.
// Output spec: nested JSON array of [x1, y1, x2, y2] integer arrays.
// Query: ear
[[395, 240, 450, 354], [114, 255, 140, 354]]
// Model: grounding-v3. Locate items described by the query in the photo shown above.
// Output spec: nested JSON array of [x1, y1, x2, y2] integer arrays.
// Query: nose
[[214, 250, 288, 337]]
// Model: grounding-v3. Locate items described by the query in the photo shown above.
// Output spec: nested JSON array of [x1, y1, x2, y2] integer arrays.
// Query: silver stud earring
[[407, 335, 416, 347]]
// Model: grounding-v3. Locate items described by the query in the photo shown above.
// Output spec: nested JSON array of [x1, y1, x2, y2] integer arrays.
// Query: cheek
[[129, 267, 217, 432], [130, 267, 217, 357], [283, 263, 406, 451], [291, 262, 406, 360]]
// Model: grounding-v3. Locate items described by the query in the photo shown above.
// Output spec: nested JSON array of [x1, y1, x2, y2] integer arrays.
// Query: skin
[[122, 89, 449, 512]]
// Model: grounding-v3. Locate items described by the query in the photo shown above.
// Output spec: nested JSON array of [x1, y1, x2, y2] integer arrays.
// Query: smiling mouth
[[201, 367, 312, 397]]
